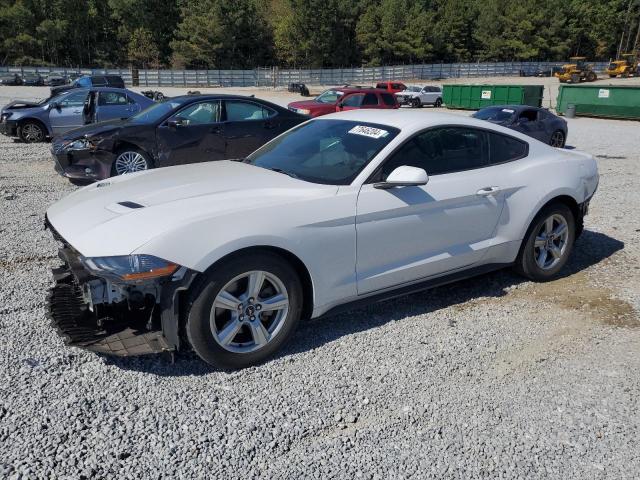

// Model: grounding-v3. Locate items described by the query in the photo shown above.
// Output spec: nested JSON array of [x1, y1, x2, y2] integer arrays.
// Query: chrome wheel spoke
[[246, 271, 265, 299], [545, 217, 554, 235], [217, 318, 242, 346], [248, 320, 270, 346], [552, 223, 567, 238], [534, 236, 546, 248], [550, 245, 562, 259], [260, 293, 288, 312], [215, 290, 241, 311], [536, 249, 548, 267]]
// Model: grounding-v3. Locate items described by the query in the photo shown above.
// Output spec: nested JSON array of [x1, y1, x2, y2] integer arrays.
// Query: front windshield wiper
[[267, 167, 299, 179]]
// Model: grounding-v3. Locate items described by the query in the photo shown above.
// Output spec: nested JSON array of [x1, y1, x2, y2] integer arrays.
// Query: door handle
[[72, 110, 81, 114], [210, 126, 222, 134], [476, 186, 502, 196]]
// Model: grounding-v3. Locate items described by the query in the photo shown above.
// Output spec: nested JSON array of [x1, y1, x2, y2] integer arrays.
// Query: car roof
[[318, 109, 494, 132], [478, 105, 540, 112]]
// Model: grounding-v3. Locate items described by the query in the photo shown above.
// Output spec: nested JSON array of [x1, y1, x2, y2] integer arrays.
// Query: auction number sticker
[[598, 89, 610, 98], [481, 90, 492, 99], [501, 108, 515, 113], [348, 125, 389, 139]]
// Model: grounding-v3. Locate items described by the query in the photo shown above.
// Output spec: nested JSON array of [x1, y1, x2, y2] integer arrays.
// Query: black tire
[[586, 71, 596, 82], [185, 251, 303, 369], [18, 121, 46, 143], [434, 98, 443, 108], [549, 130, 565, 148], [411, 97, 421, 108], [110, 148, 153, 177], [514, 203, 575, 281]]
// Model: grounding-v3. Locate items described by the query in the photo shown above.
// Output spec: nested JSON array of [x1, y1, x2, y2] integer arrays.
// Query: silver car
[[0, 88, 155, 142]]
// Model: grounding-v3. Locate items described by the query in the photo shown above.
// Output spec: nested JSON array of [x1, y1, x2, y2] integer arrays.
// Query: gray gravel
[[1, 85, 639, 479]]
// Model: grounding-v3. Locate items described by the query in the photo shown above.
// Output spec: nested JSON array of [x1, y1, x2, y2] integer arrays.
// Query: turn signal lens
[[82, 255, 179, 282]]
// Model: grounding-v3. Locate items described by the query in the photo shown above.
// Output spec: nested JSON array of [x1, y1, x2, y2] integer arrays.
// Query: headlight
[[297, 108, 311, 115], [82, 255, 179, 282], [1, 112, 12, 121], [64, 138, 95, 151]]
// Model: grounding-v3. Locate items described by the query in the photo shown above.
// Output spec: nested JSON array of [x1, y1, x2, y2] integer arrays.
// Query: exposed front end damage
[[45, 216, 196, 357]]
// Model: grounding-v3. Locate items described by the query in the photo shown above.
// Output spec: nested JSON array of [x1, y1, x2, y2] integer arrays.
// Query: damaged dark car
[[51, 94, 308, 183]]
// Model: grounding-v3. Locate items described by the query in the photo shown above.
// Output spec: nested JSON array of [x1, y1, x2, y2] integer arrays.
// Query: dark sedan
[[472, 105, 567, 147], [52, 94, 308, 183]]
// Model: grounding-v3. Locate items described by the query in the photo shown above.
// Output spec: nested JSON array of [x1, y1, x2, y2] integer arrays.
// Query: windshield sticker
[[348, 125, 389, 139], [501, 108, 515, 113]]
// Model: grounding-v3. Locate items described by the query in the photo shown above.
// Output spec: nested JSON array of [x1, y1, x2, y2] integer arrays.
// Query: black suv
[[50, 75, 125, 96]]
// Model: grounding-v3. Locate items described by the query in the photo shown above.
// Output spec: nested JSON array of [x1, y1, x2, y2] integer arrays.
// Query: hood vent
[[117, 201, 145, 209], [105, 201, 147, 214]]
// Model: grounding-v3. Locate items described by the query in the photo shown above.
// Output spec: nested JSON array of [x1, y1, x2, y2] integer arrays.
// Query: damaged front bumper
[[51, 140, 115, 182], [45, 217, 197, 357]]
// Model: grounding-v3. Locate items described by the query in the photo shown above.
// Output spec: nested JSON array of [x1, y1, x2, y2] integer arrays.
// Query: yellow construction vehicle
[[605, 53, 639, 78], [555, 57, 598, 83]]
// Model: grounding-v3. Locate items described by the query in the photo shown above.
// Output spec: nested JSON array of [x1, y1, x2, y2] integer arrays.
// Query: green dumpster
[[556, 85, 640, 120], [442, 84, 544, 110]]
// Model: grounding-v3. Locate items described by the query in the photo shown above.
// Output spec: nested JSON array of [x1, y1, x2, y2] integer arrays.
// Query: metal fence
[[0, 62, 611, 87]]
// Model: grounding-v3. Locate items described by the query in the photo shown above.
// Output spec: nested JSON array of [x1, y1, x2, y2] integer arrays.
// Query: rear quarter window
[[488, 132, 528, 164], [380, 93, 396, 106]]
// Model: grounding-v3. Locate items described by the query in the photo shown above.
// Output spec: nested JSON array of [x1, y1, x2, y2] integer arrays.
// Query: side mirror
[[374, 166, 429, 189], [50, 102, 60, 110], [337, 102, 344, 110], [167, 118, 183, 129]]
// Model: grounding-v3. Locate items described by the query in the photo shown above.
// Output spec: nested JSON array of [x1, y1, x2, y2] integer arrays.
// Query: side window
[[375, 83, 386, 89], [225, 101, 272, 121], [98, 91, 127, 106], [380, 127, 489, 179], [362, 93, 378, 106], [342, 94, 364, 107], [380, 93, 396, 106], [391, 83, 401, 90], [519, 109, 538, 122], [59, 91, 89, 108], [174, 101, 220, 125], [488, 132, 528, 164], [91, 76, 107, 86]]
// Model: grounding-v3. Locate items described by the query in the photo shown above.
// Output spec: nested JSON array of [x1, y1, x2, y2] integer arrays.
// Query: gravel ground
[[0, 85, 639, 479]]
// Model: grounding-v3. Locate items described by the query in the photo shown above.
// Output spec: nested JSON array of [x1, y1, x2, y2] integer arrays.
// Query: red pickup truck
[[375, 81, 407, 93], [288, 87, 398, 117]]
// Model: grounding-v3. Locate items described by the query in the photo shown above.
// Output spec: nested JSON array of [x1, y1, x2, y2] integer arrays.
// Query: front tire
[[18, 121, 45, 143], [411, 97, 421, 108], [185, 252, 303, 369], [515, 203, 575, 281], [111, 148, 152, 176]]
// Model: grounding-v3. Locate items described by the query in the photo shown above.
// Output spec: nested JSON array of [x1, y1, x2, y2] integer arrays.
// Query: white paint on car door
[[355, 127, 506, 294]]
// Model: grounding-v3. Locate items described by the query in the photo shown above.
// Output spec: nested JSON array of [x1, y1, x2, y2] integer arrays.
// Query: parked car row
[[0, 72, 84, 86], [44, 107, 598, 368]]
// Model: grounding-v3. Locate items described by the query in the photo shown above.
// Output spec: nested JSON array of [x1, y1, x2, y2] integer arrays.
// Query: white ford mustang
[[46, 110, 598, 368]]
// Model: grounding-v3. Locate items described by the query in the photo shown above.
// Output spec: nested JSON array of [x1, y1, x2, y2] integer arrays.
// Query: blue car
[[472, 105, 568, 148], [0, 88, 155, 143]]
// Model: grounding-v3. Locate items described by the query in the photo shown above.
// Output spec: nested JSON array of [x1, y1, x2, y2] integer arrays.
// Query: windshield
[[244, 119, 399, 185], [405, 86, 421, 92], [315, 89, 343, 104], [473, 107, 516, 122], [127, 99, 185, 124]]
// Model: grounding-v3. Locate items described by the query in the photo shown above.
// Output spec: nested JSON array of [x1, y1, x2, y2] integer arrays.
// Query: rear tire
[[185, 252, 303, 369], [18, 121, 45, 143], [514, 203, 575, 281], [586, 71, 596, 82], [434, 98, 442, 108], [549, 130, 565, 148]]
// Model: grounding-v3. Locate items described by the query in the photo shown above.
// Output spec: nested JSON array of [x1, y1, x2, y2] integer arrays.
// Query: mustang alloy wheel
[[19, 122, 45, 143], [515, 203, 575, 281], [113, 150, 150, 175], [186, 251, 303, 369], [550, 130, 565, 148], [210, 270, 289, 354]]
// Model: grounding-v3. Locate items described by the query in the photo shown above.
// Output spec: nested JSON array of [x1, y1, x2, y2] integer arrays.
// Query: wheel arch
[[187, 245, 315, 321], [18, 117, 50, 136]]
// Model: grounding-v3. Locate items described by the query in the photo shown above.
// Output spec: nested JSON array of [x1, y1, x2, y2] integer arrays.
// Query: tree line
[[1, 0, 639, 69]]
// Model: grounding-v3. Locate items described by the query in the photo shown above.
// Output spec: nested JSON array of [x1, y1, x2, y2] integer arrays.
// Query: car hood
[[3, 99, 43, 110], [288, 99, 331, 109], [58, 119, 127, 141], [46, 160, 338, 258]]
